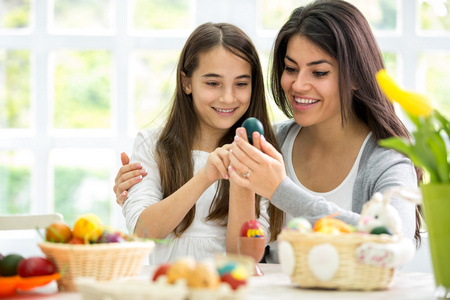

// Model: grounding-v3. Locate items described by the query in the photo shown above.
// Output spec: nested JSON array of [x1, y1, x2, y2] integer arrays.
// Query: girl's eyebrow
[[285, 55, 333, 67], [201, 73, 251, 79]]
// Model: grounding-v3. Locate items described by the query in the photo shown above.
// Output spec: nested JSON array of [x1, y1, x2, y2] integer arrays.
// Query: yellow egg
[[230, 265, 249, 281], [72, 213, 104, 242]]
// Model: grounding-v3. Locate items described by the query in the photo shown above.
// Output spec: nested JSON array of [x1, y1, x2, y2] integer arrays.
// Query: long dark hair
[[156, 22, 284, 241], [270, 0, 423, 245]]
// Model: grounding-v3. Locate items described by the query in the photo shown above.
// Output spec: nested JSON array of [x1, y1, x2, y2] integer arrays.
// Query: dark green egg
[[242, 117, 264, 145], [370, 226, 393, 235]]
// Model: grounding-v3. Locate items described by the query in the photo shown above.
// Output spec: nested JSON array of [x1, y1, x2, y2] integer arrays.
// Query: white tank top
[[282, 127, 372, 211]]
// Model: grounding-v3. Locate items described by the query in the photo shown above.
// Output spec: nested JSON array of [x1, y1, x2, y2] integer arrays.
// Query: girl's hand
[[229, 129, 286, 199], [114, 152, 147, 206], [204, 144, 232, 183]]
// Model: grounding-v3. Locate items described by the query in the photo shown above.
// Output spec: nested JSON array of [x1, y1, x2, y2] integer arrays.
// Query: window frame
[[0, 0, 449, 230]]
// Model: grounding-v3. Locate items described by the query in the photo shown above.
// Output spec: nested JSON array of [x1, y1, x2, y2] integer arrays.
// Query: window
[[1, 0, 449, 230]]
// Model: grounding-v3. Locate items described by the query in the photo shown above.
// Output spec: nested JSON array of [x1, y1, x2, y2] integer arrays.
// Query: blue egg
[[242, 117, 264, 145]]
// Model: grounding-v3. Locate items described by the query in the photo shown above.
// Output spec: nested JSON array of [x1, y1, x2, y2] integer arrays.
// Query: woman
[[228, 0, 421, 262]]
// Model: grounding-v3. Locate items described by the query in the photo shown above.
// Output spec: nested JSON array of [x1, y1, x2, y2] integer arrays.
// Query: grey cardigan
[[271, 120, 417, 239]]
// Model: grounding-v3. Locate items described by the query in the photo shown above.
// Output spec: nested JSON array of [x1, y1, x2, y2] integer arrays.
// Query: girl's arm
[[133, 145, 232, 239], [226, 181, 256, 254], [226, 129, 270, 254], [114, 152, 147, 207]]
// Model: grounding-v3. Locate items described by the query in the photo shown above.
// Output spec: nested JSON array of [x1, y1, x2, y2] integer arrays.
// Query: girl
[[119, 22, 284, 264], [228, 0, 421, 262]]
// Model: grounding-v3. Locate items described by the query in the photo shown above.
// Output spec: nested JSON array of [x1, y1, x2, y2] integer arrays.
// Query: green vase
[[421, 183, 450, 298]]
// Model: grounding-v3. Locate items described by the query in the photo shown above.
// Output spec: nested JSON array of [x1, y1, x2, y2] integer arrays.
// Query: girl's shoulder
[[133, 127, 163, 151]]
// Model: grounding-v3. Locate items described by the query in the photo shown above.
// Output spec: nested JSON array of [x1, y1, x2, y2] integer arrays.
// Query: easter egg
[[152, 263, 171, 281], [217, 262, 238, 277], [0, 254, 24, 277], [166, 257, 196, 284], [242, 117, 264, 145], [240, 219, 265, 238], [187, 262, 220, 289], [97, 232, 126, 243], [313, 216, 352, 234], [221, 273, 247, 290], [72, 213, 104, 242], [45, 222, 72, 243], [287, 217, 312, 233], [17, 257, 56, 277], [370, 226, 393, 235]]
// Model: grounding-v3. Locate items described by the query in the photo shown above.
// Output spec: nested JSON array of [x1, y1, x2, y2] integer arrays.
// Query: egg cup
[[237, 236, 266, 276]]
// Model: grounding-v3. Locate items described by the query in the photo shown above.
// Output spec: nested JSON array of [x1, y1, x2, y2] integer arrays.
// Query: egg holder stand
[[237, 236, 266, 276], [38, 241, 155, 292], [277, 230, 409, 291]]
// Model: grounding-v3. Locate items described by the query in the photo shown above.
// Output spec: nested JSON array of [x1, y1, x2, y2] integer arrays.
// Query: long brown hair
[[270, 0, 423, 245], [156, 22, 284, 242]]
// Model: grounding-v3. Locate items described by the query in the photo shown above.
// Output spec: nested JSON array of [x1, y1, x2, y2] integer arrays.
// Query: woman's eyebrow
[[285, 55, 333, 67]]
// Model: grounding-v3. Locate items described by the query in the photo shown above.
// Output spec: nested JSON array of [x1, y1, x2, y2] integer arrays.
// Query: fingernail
[[135, 162, 142, 168], [261, 135, 266, 142], [140, 169, 147, 175], [121, 191, 127, 196], [224, 173, 229, 180], [135, 175, 142, 181], [234, 135, 240, 142]]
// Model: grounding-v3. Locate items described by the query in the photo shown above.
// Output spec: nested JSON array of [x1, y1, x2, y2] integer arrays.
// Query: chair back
[[0, 213, 63, 230]]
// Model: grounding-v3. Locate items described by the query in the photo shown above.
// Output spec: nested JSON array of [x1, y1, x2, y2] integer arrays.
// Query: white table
[[8, 264, 436, 300]]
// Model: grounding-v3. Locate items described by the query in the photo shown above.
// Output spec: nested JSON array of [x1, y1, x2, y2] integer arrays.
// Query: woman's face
[[280, 35, 341, 128], [183, 46, 252, 136]]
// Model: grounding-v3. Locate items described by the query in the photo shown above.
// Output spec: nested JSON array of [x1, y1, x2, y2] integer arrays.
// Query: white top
[[283, 126, 373, 214], [122, 128, 270, 265]]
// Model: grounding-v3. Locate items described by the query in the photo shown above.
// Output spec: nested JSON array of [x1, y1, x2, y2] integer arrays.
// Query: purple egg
[[98, 232, 126, 243]]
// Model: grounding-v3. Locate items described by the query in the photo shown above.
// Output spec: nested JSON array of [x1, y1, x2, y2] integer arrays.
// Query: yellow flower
[[376, 69, 433, 117]]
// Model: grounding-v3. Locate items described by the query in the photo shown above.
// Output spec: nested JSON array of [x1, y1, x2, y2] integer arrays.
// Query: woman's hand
[[229, 128, 287, 199], [114, 152, 147, 206]]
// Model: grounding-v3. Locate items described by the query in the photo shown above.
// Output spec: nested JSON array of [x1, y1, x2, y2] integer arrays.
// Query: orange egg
[[45, 222, 73, 243], [313, 216, 352, 234]]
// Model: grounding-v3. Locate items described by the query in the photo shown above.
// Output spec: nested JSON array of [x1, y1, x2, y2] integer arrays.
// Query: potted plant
[[376, 69, 450, 298]]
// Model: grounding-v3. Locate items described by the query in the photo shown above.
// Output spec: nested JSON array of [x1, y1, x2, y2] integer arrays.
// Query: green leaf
[[427, 132, 449, 183], [379, 137, 439, 182]]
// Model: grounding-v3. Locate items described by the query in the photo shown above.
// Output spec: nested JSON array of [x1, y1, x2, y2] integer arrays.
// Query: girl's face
[[183, 46, 252, 136], [280, 35, 341, 128]]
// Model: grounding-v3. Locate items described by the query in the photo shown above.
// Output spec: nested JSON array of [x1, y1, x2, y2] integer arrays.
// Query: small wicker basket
[[278, 231, 399, 291], [38, 241, 155, 292]]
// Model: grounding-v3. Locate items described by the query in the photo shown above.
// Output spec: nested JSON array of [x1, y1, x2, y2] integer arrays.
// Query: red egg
[[152, 263, 171, 281], [240, 220, 264, 237], [17, 257, 56, 277], [221, 273, 247, 290]]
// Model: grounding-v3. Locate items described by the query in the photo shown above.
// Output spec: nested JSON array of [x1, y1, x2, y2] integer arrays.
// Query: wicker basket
[[278, 231, 399, 291], [38, 241, 155, 292]]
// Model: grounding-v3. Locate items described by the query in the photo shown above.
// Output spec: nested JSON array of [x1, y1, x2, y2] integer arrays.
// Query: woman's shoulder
[[272, 119, 298, 144], [360, 134, 415, 173]]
